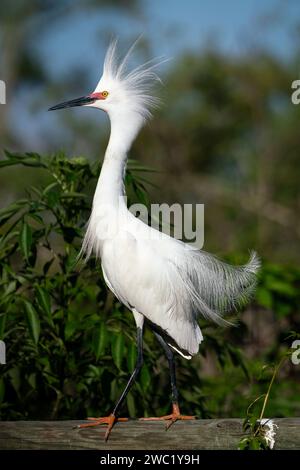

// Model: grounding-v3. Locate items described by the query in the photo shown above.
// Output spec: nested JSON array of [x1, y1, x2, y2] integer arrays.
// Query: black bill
[[48, 95, 96, 111]]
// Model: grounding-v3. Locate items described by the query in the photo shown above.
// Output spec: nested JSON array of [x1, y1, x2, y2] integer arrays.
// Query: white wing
[[86, 212, 259, 357]]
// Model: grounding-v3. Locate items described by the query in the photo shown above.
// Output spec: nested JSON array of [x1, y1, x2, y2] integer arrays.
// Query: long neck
[[93, 112, 142, 208], [82, 112, 143, 258]]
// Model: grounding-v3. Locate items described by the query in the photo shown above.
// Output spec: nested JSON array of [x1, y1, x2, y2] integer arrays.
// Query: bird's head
[[49, 39, 164, 126]]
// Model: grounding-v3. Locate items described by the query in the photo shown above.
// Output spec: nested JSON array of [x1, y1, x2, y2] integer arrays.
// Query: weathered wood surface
[[0, 418, 299, 450]]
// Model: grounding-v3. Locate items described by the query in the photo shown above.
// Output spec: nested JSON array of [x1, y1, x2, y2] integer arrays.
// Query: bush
[[0, 151, 157, 419], [0, 151, 299, 421]]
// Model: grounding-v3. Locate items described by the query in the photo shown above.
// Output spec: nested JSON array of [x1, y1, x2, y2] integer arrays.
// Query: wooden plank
[[0, 419, 299, 450]]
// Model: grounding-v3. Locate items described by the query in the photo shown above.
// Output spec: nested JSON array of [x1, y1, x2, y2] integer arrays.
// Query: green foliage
[[0, 151, 299, 423], [256, 264, 300, 318], [0, 150, 159, 419], [238, 347, 296, 450], [238, 423, 270, 451]]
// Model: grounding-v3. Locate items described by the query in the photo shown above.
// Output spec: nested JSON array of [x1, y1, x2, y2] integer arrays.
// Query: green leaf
[[65, 250, 79, 273], [110, 379, 118, 401], [1, 151, 46, 168], [112, 334, 125, 370], [249, 438, 262, 450], [126, 392, 136, 418], [256, 288, 273, 309], [23, 300, 40, 344], [60, 192, 86, 199], [127, 160, 158, 172], [27, 373, 36, 389], [29, 186, 42, 198], [0, 159, 21, 168], [8, 367, 21, 395], [266, 279, 297, 297], [0, 201, 26, 227], [140, 364, 151, 391], [35, 286, 51, 315], [134, 185, 149, 207], [92, 322, 108, 360], [0, 281, 16, 305], [275, 302, 292, 318], [19, 222, 32, 262], [64, 319, 77, 340], [28, 213, 43, 225], [35, 286, 53, 327], [127, 342, 137, 373], [238, 437, 250, 450], [45, 189, 59, 208], [43, 182, 59, 195]]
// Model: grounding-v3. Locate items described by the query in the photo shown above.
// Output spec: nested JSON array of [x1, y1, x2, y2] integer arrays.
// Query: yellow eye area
[[102, 91, 109, 98]]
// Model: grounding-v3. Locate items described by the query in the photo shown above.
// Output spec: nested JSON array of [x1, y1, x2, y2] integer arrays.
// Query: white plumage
[[78, 40, 260, 358], [49, 39, 261, 438]]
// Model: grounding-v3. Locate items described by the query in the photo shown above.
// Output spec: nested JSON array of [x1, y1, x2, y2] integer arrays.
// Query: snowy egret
[[49, 40, 260, 440]]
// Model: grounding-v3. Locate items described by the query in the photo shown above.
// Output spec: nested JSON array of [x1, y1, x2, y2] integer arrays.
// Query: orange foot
[[140, 403, 196, 430], [77, 414, 128, 441]]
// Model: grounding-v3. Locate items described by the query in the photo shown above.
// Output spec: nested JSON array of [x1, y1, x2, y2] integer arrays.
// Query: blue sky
[[147, 0, 300, 57], [41, 0, 300, 80], [10, 0, 300, 150]]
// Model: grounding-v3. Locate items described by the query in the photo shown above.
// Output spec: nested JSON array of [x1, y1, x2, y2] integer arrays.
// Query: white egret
[[49, 40, 260, 440]]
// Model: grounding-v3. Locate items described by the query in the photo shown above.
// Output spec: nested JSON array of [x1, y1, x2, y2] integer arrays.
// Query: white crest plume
[[95, 38, 165, 119]]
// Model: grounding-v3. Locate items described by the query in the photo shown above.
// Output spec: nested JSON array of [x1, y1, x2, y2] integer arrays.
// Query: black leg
[[140, 328, 195, 429], [153, 332, 179, 404], [139, 329, 195, 427], [78, 325, 144, 441], [112, 325, 144, 416]]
